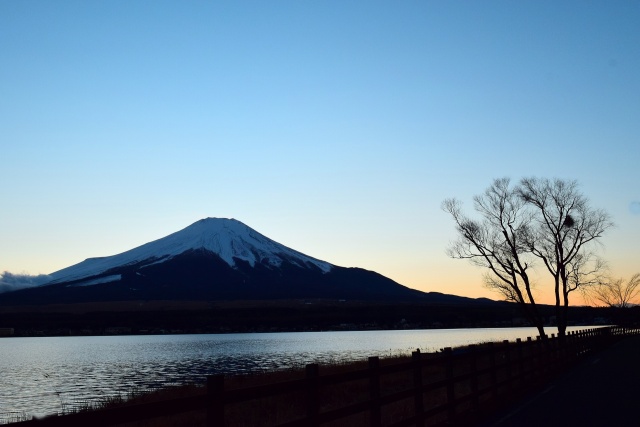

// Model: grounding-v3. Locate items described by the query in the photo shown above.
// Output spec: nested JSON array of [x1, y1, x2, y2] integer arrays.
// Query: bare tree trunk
[[558, 281, 571, 338], [519, 300, 546, 339], [553, 275, 562, 336], [559, 295, 569, 338]]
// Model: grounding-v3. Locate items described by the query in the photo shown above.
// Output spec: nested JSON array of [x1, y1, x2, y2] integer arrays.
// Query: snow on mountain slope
[[47, 218, 334, 284]]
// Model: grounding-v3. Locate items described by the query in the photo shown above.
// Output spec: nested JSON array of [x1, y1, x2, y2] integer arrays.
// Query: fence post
[[206, 375, 225, 427], [549, 334, 558, 374], [468, 345, 479, 413], [557, 334, 565, 367], [601, 326, 612, 349], [502, 340, 512, 392], [525, 337, 533, 382], [412, 349, 425, 427], [488, 342, 497, 400], [516, 338, 524, 387], [444, 347, 455, 422], [565, 331, 575, 365], [535, 336, 551, 381], [368, 356, 381, 427], [575, 330, 583, 359], [306, 363, 320, 427]]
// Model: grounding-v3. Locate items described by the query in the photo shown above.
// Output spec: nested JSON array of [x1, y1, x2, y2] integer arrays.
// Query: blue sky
[[1, 1, 639, 304]]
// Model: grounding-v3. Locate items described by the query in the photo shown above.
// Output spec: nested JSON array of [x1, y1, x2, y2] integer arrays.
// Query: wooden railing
[[18, 326, 640, 427]]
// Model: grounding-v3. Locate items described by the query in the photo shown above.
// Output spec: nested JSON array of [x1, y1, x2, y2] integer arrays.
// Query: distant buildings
[[0, 327, 14, 337]]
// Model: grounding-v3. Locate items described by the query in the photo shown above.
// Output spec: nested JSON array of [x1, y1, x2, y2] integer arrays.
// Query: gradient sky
[[1, 1, 639, 305]]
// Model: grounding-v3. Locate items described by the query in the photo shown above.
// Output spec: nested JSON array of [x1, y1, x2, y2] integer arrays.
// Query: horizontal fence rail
[[16, 326, 640, 427]]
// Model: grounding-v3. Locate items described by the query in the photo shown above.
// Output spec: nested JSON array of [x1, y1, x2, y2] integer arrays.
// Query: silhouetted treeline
[[0, 300, 622, 337]]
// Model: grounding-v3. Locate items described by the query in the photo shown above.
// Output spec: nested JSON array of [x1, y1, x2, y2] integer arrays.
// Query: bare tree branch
[[587, 273, 640, 308], [443, 178, 546, 337]]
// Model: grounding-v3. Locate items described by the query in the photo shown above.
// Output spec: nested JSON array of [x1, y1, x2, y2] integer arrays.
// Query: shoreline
[[0, 299, 614, 338], [7, 327, 631, 426]]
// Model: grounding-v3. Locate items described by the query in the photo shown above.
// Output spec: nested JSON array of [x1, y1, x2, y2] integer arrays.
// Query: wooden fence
[[19, 326, 640, 427]]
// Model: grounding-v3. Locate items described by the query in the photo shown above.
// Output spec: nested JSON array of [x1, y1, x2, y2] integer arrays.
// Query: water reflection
[[0, 327, 593, 419]]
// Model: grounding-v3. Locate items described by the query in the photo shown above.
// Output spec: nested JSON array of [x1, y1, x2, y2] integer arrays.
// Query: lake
[[0, 326, 596, 420]]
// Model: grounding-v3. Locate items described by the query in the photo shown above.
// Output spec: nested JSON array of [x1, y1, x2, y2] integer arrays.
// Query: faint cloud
[[630, 201, 640, 215], [0, 271, 51, 294]]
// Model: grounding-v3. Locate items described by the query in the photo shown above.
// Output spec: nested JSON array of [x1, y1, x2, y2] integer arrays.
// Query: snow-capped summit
[[48, 218, 332, 285], [0, 218, 424, 304]]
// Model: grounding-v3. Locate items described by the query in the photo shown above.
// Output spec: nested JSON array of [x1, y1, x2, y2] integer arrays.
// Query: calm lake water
[[0, 327, 596, 420]]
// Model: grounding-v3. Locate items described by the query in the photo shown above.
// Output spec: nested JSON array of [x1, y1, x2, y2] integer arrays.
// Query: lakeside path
[[478, 335, 640, 427]]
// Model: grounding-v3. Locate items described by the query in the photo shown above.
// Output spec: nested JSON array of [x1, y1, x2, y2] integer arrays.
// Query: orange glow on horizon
[[392, 266, 608, 308]]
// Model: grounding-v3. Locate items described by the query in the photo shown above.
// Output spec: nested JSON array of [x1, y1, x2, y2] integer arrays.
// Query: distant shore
[[0, 298, 617, 338]]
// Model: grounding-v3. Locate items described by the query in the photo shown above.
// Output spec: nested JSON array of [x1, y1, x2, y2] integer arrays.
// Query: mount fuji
[[0, 218, 426, 304]]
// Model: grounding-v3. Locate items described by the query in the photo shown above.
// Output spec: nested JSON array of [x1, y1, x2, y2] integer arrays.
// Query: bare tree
[[588, 273, 640, 308], [567, 252, 608, 300], [517, 177, 613, 337], [444, 177, 612, 339], [442, 178, 546, 338]]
